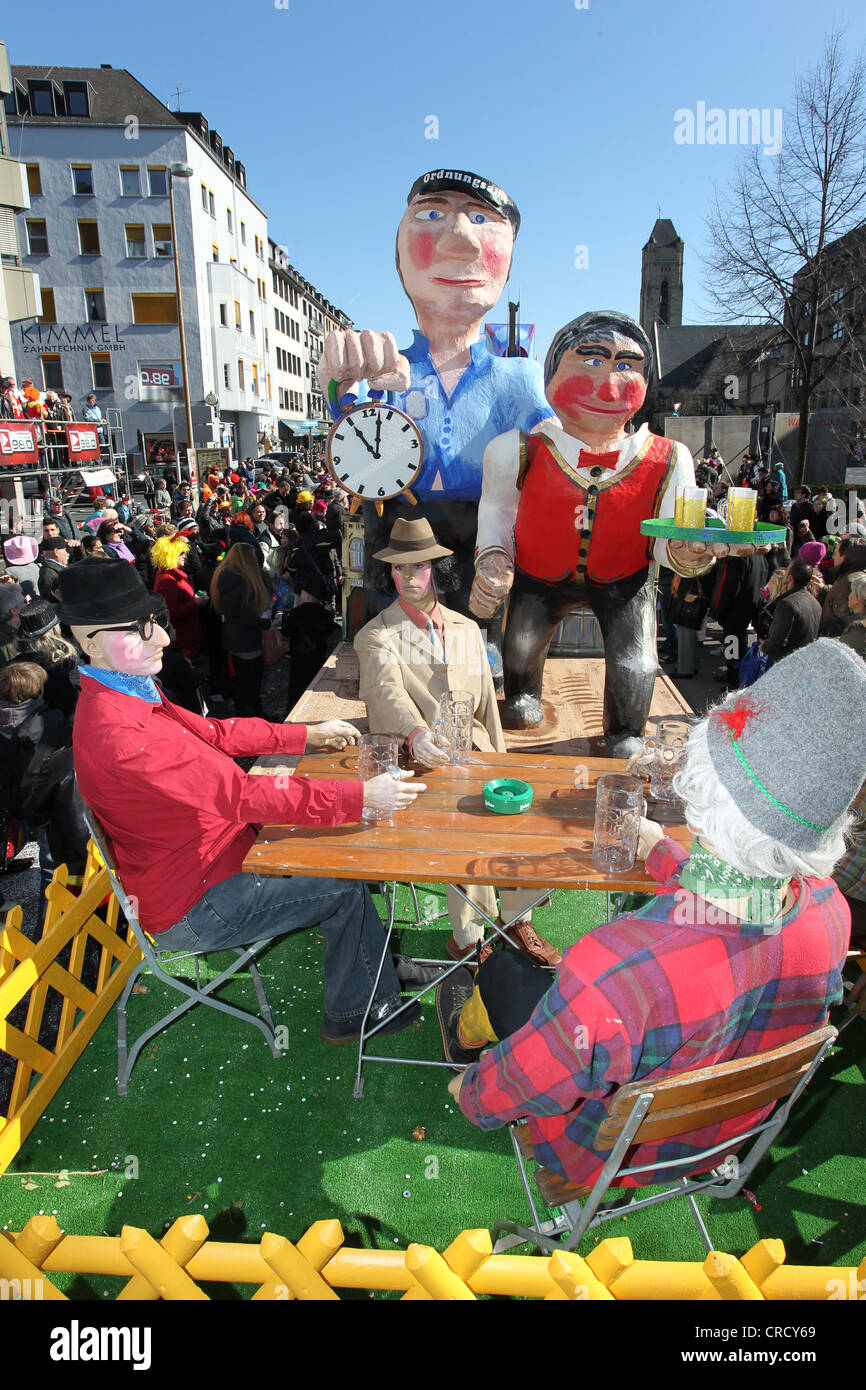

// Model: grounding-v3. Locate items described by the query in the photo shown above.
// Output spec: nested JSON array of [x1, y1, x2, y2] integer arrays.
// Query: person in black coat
[[210, 543, 272, 716], [761, 559, 822, 662], [710, 552, 769, 686]]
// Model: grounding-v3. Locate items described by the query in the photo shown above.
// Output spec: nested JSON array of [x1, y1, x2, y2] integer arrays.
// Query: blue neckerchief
[[79, 665, 161, 704]]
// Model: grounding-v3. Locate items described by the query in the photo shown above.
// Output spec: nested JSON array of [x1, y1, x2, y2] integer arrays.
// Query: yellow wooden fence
[[0, 845, 141, 1176], [1, 1215, 863, 1300]]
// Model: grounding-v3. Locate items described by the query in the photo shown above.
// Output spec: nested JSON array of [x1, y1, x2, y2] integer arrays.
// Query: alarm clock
[[325, 391, 424, 516]]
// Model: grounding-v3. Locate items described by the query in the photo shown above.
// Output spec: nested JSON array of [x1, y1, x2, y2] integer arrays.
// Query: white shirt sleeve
[[655, 440, 697, 568], [475, 428, 522, 564]]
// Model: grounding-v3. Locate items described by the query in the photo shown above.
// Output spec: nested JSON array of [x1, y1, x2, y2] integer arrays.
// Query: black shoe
[[501, 693, 544, 728], [320, 996, 422, 1045], [392, 954, 450, 989], [436, 967, 484, 1072]]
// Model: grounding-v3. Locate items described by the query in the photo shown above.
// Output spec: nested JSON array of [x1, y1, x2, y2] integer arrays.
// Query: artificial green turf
[[2, 885, 864, 1299]]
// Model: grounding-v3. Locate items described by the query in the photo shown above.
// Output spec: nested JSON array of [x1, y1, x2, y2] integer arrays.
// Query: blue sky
[[4, 0, 865, 355]]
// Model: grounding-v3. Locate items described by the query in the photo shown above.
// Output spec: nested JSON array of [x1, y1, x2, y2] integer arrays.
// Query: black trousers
[[503, 567, 658, 753], [231, 653, 264, 718], [477, 949, 551, 1040]]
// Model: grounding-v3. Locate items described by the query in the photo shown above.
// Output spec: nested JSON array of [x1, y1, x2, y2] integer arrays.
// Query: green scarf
[[679, 838, 786, 924]]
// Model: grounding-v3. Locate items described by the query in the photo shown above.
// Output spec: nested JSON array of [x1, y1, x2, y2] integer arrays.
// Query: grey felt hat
[[705, 638, 866, 851]]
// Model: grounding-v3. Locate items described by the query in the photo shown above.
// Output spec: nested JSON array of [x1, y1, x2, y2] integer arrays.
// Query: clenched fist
[[306, 719, 360, 751], [362, 769, 427, 816], [469, 552, 514, 619], [317, 329, 411, 398]]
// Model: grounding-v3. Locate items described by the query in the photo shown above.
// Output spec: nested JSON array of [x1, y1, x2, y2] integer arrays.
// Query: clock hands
[[373, 414, 382, 461], [346, 416, 377, 457]]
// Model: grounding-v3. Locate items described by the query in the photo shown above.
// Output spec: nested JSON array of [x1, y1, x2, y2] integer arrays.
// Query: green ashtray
[[482, 778, 534, 815], [640, 517, 787, 546]]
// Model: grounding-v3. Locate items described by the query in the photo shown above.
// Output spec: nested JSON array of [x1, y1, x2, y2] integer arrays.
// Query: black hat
[[406, 169, 520, 234], [18, 599, 60, 641], [56, 557, 161, 628], [40, 534, 70, 553]]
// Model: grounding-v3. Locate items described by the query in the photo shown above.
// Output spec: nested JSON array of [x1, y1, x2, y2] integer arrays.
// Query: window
[[131, 293, 178, 324], [85, 288, 106, 322], [26, 219, 48, 255], [91, 354, 112, 390], [125, 224, 146, 258], [249, 308, 255, 336], [147, 167, 168, 197], [252, 363, 259, 396], [26, 164, 42, 196], [831, 321, 844, 340], [28, 80, 57, 116], [224, 363, 231, 389], [227, 208, 233, 233], [152, 224, 172, 258], [41, 355, 63, 390], [201, 183, 208, 211], [832, 287, 845, 304], [240, 221, 246, 245], [63, 81, 90, 117], [212, 244, 220, 263], [39, 287, 56, 321], [234, 300, 242, 330], [208, 191, 215, 217], [219, 303, 228, 327], [237, 359, 245, 390], [71, 164, 94, 195], [120, 166, 141, 196], [78, 221, 100, 255]]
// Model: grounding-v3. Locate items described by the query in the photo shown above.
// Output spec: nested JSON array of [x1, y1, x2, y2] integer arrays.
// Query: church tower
[[640, 218, 684, 334]]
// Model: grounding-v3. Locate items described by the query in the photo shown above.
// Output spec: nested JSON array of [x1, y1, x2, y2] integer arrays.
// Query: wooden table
[[244, 750, 689, 1096], [244, 750, 690, 893]]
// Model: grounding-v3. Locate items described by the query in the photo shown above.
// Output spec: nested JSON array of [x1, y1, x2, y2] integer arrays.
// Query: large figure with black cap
[[471, 310, 761, 754], [57, 557, 431, 1044], [317, 169, 553, 619]]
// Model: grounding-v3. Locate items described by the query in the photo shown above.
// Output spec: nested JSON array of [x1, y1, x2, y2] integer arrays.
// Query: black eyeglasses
[[85, 616, 157, 641]]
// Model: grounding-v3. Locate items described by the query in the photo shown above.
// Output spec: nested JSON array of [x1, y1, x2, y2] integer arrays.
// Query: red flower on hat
[[712, 697, 766, 741]]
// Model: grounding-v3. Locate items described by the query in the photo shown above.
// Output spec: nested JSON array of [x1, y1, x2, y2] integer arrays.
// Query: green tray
[[640, 518, 787, 545]]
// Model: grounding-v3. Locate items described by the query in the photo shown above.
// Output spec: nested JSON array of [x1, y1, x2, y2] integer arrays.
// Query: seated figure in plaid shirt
[[437, 638, 866, 1189]]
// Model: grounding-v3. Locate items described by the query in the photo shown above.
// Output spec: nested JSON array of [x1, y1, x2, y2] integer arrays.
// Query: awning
[[79, 467, 117, 487]]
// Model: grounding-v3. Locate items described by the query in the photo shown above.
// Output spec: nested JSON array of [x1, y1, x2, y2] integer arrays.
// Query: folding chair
[[81, 807, 283, 1095], [492, 1024, 837, 1255]]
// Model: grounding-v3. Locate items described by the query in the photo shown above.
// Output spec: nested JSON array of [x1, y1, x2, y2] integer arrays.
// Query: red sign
[[0, 422, 39, 465], [140, 366, 177, 387], [64, 423, 102, 462]]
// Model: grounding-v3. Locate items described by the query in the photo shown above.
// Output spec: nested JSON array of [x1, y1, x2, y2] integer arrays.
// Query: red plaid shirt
[[458, 839, 850, 1187]]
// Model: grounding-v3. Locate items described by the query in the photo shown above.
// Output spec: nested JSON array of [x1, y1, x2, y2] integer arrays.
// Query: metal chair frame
[[492, 1025, 837, 1256], [81, 807, 282, 1095]]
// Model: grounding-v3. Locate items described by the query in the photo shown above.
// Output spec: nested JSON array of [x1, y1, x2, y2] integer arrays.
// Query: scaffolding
[[0, 409, 131, 509]]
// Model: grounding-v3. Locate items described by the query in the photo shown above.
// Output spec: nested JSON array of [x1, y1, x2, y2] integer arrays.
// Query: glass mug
[[681, 486, 708, 529], [727, 487, 757, 532], [433, 690, 474, 764], [646, 716, 697, 801], [591, 774, 644, 875], [358, 734, 400, 822]]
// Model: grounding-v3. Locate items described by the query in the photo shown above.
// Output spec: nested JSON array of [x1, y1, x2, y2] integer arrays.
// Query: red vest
[[513, 431, 676, 584]]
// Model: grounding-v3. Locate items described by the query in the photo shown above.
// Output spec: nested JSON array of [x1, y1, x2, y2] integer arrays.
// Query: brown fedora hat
[[373, 517, 453, 564]]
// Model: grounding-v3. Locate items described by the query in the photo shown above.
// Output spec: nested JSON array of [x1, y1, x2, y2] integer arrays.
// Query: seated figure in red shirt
[[437, 638, 865, 1191], [57, 557, 429, 1044]]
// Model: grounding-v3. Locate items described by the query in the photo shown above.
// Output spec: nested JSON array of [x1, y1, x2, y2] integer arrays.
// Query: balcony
[[3, 263, 40, 320], [0, 155, 29, 211]]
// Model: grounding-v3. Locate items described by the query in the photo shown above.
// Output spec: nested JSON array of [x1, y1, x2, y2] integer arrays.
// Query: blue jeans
[[155, 873, 399, 1022]]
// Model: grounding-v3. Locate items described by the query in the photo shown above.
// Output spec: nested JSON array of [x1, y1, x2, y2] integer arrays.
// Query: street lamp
[[168, 162, 194, 485]]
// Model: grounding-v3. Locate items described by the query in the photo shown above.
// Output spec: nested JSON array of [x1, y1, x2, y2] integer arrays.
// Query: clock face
[[326, 403, 423, 501]]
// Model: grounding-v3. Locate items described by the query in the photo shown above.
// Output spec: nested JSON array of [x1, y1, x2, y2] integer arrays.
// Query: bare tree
[[704, 31, 866, 483]]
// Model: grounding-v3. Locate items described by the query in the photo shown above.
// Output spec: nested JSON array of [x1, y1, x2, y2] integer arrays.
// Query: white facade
[[0, 43, 40, 383], [268, 237, 352, 442]]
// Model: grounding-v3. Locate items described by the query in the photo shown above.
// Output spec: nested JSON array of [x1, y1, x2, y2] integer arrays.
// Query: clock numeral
[[357, 483, 365, 495], [395, 478, 405, 488], [362, 408, 376, 418], [401, 423, 411, 433], [410, 438, 419, 448], [340, 472, 350, 482], [332, 455, 340, 465], [386, 409, 394, 420], [377, 487, 386, 497]]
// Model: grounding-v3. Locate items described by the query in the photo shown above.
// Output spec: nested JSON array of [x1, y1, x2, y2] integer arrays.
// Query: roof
[[9, 65, 179, 126], [655, 323, 776, 389], [643, 218, 682, 250]]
